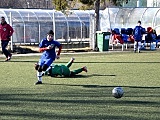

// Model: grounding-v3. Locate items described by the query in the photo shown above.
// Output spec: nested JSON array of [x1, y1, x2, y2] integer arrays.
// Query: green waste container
[[96, 31, 111, 52]]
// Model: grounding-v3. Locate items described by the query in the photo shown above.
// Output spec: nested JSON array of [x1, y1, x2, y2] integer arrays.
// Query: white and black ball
[[112, 87, 124, 98]]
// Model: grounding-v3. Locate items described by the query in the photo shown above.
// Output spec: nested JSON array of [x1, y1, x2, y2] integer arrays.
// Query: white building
[[147, 0, 160, 7]]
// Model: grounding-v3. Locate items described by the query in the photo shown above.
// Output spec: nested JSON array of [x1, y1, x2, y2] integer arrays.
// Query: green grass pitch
[[0, 51, 160, 120]]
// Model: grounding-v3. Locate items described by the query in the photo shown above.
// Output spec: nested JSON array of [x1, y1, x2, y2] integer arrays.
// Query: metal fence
[[0, 9, 95, 50], [0, 8, 160, 51], [101, 7, 160, 35]]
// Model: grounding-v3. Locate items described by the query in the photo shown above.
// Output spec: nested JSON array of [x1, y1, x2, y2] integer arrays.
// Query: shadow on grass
[[48, 74, 116, 78], [0, 60, 38, 63], [90, 73, 116, 76], [0, 86, 160, 119], [0, 111, 145, 120], [43, 83, 160, 89], [73, 61, 160, 64], [0, 60, 160, 64]]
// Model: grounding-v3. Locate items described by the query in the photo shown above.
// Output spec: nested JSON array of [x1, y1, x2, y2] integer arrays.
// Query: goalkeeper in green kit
[[43, 58, 87, 77]]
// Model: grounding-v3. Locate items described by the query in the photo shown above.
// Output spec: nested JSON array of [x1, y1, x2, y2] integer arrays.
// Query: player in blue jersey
[[133, 21, 143, 53], [35, 30, 62, 85]]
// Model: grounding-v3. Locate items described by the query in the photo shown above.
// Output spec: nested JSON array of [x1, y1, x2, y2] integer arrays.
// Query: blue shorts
[[38, 58, 54, 67]]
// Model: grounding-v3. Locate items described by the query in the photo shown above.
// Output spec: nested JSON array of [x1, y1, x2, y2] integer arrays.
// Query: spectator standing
[[133, 21, 143, 53], [0, 16, 14, 61]]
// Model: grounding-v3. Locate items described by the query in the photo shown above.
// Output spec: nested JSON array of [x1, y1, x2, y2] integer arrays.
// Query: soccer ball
[[112, 87, 124, 98]]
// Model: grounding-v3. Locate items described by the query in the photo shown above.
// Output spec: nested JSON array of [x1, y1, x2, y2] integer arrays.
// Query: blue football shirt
[[133, 26, 143, 41], [39, 38, 61, 59]]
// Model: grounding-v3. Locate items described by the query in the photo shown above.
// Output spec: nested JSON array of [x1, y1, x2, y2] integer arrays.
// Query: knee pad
[[42, 64, 49, 71], [37, 66, 43, 72], [35, 63, 39, 70]]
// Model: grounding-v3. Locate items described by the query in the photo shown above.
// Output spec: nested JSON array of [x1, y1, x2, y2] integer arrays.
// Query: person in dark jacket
[[0, 16, 14, 61]]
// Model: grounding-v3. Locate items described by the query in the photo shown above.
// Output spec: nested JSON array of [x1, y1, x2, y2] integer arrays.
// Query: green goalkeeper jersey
[[45, 60, 85, 77], [50, 64, 70, 76]]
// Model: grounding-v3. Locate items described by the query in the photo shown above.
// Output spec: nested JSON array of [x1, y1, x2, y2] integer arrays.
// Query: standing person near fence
[[133, 20, 143, 53], [0, 16, 14, 61], [35, 30, 62, 85]]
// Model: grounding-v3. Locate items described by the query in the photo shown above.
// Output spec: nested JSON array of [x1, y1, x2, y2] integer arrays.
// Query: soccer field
[[0, 51, 160, 120]]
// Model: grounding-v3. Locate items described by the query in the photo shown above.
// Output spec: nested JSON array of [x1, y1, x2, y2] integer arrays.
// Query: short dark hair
[[138, 20, 141, 24], [1, 16, 5, 21], [47, 30, 54, 35], [1, 16, 5, 19]]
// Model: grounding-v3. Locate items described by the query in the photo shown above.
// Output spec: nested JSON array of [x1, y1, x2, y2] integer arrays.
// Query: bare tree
[[0, 0, 131, 51], [0, 0, 24, 8], [0, 0, 54, 9]]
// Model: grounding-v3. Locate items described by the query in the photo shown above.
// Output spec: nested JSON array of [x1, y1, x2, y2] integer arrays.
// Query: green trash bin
[[96, 31, 111, 52]]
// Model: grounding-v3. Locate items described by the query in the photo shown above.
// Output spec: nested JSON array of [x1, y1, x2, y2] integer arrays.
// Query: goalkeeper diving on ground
[[35, 58, 88, 85]]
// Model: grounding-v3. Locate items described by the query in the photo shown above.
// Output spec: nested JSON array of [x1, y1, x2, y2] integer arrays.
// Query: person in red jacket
[[0, 16, 14, 61], [111, 30, 124, 44]]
